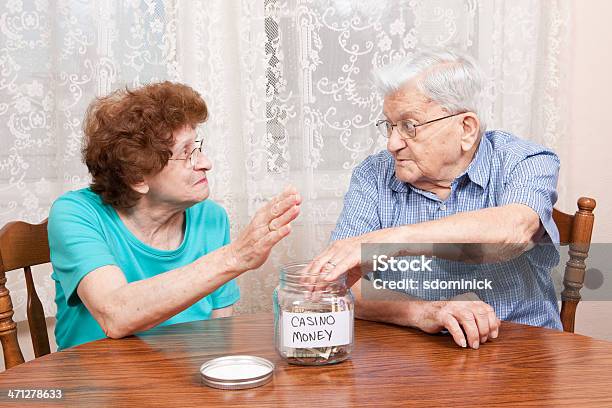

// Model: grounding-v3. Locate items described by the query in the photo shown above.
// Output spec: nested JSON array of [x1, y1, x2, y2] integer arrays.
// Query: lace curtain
[[0, 0, 570, 321]]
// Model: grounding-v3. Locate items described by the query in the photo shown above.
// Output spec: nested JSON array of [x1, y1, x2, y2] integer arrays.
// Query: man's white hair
[[374, 48, 487, 134]]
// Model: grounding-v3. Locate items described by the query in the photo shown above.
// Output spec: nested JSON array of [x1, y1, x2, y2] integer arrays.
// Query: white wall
[[566, 0, 612, 241], [567, 0, 612, 339]]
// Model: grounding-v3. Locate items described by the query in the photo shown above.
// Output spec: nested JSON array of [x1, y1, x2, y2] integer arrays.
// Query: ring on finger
[[326, 261, 337, 268]]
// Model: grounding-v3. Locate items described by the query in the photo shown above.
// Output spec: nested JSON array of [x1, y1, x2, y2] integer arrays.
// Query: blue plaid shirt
[[331, 130, 562, 330]]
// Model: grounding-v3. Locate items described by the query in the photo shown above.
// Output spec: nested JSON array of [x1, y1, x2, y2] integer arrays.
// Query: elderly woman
[[48, 82, 301, 350]]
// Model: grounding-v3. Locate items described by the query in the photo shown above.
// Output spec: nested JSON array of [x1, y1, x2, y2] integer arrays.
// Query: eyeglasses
[[375, 111, 467, 140], [168, 139, 203, 169]]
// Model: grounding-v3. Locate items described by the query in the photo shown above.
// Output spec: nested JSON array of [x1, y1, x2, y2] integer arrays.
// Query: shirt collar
[[462, 133, 492, 189], [388, 132, 492, 193], [389, 172, 409, 192]]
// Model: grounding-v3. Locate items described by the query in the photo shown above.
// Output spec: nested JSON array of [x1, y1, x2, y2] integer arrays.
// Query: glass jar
[[273, 261, 354, 365]]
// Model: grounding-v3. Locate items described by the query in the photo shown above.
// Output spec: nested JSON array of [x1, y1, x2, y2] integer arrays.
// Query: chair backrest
[[0, 219, 51, 369], [553, 197, 596, 333]]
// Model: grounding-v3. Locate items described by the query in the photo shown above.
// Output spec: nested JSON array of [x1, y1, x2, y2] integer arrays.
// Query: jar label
[[282, 311, 352, 348]]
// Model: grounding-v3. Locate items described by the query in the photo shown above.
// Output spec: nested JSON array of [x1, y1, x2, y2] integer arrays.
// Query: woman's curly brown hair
[[82, 81, 208, 208]]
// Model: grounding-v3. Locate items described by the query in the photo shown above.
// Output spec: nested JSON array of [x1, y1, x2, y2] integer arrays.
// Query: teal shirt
[[48, 188, 240, 350]]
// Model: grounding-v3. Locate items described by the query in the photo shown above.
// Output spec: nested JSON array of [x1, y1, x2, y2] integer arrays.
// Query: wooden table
[[1, 313, 611, 407]]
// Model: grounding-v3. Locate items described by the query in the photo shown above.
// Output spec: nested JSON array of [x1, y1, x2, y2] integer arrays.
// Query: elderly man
[[305, 49, 561, 349]]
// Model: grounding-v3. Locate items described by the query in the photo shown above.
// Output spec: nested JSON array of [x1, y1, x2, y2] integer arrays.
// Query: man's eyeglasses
[[375, 111, 467, 140], [168, 139, 203, 169]]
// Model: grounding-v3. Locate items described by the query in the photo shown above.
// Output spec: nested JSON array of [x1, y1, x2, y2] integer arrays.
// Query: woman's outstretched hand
[[228, 185, 301, 273]]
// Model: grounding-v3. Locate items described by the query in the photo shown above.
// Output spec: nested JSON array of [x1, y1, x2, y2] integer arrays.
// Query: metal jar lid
[[200, 355, 274, 390]]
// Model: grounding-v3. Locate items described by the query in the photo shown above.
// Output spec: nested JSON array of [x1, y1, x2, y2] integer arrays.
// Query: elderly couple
[[49, 49, 561, 352]]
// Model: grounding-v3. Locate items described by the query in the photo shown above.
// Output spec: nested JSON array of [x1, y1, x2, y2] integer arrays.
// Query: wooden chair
[[0, 219, 51, 369], [554, 197, 596, 333]]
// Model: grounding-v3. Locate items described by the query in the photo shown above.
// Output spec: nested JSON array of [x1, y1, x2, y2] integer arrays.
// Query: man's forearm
[[374, 204, 542, 262], [352, 279, 424, 328], [352, 279, 501, 348]]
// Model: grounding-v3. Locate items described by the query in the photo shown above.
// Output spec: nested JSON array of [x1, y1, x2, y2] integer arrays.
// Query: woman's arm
[[77, 187, 301, 339], [77, 246, 238, 338]]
